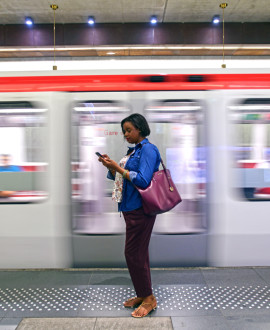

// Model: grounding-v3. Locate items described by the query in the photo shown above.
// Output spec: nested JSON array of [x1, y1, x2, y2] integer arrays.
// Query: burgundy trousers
[[122, 207, 156, 297]]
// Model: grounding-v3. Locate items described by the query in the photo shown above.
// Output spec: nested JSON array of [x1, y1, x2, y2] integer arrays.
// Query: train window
[[144, 99, 206, 234], [230, 99, 270, 201], [0, 102, 48, 203], [71, 100, 131, 233]]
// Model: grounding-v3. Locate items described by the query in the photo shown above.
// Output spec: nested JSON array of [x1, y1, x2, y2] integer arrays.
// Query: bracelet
[[122, 170, 128, 179]]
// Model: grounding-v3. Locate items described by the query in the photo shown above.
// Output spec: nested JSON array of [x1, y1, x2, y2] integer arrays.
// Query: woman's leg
[[123, 207, 156, 298]]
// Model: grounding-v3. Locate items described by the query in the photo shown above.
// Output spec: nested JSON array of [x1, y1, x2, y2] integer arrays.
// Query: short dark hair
[[121, 113, 150, 137]]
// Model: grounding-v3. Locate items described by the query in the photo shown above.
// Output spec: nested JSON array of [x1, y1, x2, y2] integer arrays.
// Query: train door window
[[144, 99, 206, 234], [0, 102, 48, 203], [71, 100, 130, 232], [230, 99, 270, 200]]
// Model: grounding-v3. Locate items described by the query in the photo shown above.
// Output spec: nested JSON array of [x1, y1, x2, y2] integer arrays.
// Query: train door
[[142, 91, 208, 266], [71, 92, 131, 266], [71, 91, 208, 267], [0, 92, 72, 268], [207, 89, 270, 266]]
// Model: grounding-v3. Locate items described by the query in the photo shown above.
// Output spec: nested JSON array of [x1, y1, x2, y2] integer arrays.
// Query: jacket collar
[[135, 138, 149, 150], [126, 138, 149, 154]]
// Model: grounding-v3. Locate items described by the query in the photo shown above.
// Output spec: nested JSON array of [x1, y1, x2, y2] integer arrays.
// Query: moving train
[[1, 65, 270, 268]]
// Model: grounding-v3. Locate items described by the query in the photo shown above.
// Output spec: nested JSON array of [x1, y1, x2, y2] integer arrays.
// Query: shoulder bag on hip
[[135, 159, 182, 216]]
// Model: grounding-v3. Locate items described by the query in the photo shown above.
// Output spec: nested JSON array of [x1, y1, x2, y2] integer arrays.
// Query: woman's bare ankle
[[142, 294, 155, 302]]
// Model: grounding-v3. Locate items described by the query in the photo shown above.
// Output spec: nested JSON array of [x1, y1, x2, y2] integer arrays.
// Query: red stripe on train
[[0, 74, 270, 92]]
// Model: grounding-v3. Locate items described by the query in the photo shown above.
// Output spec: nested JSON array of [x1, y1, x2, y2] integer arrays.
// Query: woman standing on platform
[[98, 113, 161, 318]]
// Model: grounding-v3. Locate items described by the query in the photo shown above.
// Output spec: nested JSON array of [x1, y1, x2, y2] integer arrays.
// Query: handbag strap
[[160, 158, 174, 191], [142, 142, 175, 192]]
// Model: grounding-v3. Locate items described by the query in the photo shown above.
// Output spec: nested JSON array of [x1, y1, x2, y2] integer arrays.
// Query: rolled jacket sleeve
[[107, 170, 115, 180], [129, 171, 137, 181], [131, 146, 159, 189]]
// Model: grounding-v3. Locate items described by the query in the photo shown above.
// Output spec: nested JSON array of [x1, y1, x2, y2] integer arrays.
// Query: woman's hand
[[97, 154, 109, 163], [98, 154, 129, 179], [98, 154, 119, 172]]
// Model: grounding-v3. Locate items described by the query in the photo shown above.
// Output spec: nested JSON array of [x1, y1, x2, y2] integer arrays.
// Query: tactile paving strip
[[0, 285, 270, 313]]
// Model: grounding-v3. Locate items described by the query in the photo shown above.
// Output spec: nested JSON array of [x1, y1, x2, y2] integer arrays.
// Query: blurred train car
[[0, 67, 270, 268]]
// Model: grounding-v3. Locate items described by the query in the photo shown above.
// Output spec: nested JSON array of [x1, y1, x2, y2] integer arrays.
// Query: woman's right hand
[[99, 154, 119, 174], [98, 154, 112, 168], [98, 154, 110, 162]]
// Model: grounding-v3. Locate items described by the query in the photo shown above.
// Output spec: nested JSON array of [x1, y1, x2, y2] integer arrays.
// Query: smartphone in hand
[[95, 152, 104, 158]]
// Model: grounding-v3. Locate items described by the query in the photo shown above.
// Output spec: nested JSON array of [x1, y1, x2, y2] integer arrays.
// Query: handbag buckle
[[169, 187, 174, 192]]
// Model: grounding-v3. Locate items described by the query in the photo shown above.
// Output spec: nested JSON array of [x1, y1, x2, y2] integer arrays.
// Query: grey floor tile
[[76, 285, 135, 317], [153, 285, 222, 317], [0, 318, 22, 330], [88, 271, 132, 286], [201, 268, 267, 286], [0, 270, 92, 288], [16, 317, 97, 330], [253, 267, 270, 284], [35, 270, 93, 287], [171, 316, 230, 330], [219, 307, 270, 318], [209, 284, 270, 317], [95, 317, 173, 329], [225, 315, 270, 330], [3, 310, 79, 319], [0, 272, 40, 289], [0, 311, 7, 318], [151, 269, 206, 285], [1, 286, 82, 318], [155, 309, 222, 317], [77, 309, 132, 318]]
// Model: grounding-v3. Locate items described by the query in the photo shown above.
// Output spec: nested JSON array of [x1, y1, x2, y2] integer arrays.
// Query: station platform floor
[[0, 267, 270, 329]]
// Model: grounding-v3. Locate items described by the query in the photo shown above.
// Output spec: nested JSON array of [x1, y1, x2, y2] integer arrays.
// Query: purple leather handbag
[[136, 159, 182, 216]]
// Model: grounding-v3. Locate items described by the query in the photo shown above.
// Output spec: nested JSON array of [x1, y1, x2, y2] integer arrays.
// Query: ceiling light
[[88, 16, 95, 25], [212, 15, 220, 25], [150, 16, 157, 25], [25, 17, 34, 26]]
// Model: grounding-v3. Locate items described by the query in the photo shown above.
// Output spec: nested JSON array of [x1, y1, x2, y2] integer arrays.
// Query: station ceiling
[[0, 0, 268, 24], [0, 0, 269, 59]]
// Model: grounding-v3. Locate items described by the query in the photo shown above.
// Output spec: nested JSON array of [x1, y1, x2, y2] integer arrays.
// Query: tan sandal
[[131, 300, 157, 318], [123, 297, 143, 308]]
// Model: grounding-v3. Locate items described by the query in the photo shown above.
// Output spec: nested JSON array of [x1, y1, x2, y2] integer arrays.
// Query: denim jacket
[[107, 138, 161, 212]]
